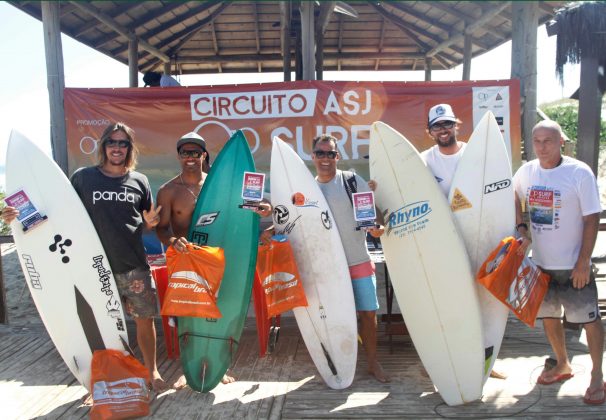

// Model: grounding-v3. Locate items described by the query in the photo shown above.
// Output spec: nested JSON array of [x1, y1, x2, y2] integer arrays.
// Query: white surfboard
[[449, 111, 514, 383], [6, 130, 128, 390], [270, 137, 357, 389], [369, 122, 484, 406]]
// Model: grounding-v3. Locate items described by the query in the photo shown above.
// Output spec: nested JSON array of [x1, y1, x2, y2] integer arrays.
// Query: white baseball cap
[[428, 104, 456, 127]]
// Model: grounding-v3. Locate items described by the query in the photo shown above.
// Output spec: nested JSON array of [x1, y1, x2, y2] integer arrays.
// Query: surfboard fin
[[200, 361, 208, 391], [321, 343, 338, 376], [120, 335, 135, 358]]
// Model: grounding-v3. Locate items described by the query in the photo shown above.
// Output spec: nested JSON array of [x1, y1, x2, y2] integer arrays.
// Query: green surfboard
[[180, 130, 259, 392]]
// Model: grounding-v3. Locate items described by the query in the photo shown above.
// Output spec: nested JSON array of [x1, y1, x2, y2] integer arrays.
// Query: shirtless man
[[155, 132, 270, 387]]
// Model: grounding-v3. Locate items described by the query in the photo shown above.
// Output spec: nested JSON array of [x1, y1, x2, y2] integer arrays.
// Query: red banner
[[64, 80, 520, 193]]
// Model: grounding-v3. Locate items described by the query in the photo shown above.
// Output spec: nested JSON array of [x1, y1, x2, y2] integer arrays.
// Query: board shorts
[[114, 267, 159, 318], [350, 260, 379, 312], [537, 267, 600, 324]]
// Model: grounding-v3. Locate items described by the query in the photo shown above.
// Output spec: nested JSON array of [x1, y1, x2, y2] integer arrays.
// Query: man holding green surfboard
[[156, 131, 271, 388]]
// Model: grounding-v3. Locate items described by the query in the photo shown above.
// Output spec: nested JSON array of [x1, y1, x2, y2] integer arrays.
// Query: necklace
[[179, 173, 201, 200]]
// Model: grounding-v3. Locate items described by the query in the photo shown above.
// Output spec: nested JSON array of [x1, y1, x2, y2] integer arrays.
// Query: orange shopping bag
[[90, 349, 150, 420], [477, 236, 550, 327], [162, 244, 225, 318], [256, 235, 308, 318]]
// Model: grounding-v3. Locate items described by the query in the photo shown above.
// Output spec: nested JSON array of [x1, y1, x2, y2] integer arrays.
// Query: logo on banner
[[190, 89, 317, 120]]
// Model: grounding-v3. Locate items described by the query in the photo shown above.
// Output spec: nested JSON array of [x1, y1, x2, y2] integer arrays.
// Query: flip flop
[[537, 371, 574, 385], [582, 382, 606, 405]]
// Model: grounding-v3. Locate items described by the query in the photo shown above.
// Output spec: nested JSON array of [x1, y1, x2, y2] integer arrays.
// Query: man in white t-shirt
[[514, 120, 604, 405], [420, 103, 466, 195], [420, 103, 508, 380]]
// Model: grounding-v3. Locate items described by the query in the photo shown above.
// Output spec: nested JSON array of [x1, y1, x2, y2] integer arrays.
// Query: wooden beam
[[280, 1, 291, 81], [511, 2, 538, 160], [300, 1, 315, 80], [337, 12, 343, 72], [375, 17, 386, 70], [41, 2, 68, 174], [369, 2, 454, 68], [72, 2, 141, 39], [429, 2, 510, 39], [175, 51, 426, 64], [69, 1, 169, 63], [426, 2, 510, 58], [577, 55, 602, 174], [253, 2, 261, 53], [388, 2, 452, 35], [141, 2, 231, 70], [97, 1, 221, 51], [462, 33, 472, 80], [385, 2, 492, 52], [315, 1, 334, 81], [425, 56, 432, 81], [210, 21, 222, 73], [128, 35, 138, 87], [317, 1, 336, 35]]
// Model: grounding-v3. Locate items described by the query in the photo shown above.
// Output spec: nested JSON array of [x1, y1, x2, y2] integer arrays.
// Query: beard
[[436, 133, 456, 148]]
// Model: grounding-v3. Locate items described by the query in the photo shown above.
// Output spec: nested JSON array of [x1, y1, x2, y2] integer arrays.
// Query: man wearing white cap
[[155, 132, 271, 388], [421, 103, 466, 196], [156, 132, 211, 254], [421, 104, 507, 380]]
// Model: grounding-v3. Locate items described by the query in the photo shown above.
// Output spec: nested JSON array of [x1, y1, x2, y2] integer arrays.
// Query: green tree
[[0, 190, 11, 235], [542, 101, 606, 145]]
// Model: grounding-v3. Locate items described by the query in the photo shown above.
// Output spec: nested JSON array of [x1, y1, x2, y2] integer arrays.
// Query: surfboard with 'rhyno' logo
[[370, 121, 484, 406], [5, 130, 128, 390]]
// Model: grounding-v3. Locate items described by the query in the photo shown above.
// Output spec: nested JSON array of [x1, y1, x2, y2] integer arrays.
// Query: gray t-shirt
[[71, 166, 152, 274], [317, 170, 370, 267]]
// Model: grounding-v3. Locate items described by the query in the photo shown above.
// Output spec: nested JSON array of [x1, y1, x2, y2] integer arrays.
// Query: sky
[[0, 2, 581, 179]]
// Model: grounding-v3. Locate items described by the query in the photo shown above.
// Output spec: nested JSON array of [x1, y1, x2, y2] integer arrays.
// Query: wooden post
[[163, 62, 171, 75], [280, 1, 291, 82], [128, 34, 138, 87], [424, 56, 432, 81], [315, 29, 324, 80], [511, 2, 538, 160], [300, 1, 315, 81], [295, 27, 302, 81], [41, 1, 68, 174], [577, 55, 601, 174], [462, 33, 472, 81]]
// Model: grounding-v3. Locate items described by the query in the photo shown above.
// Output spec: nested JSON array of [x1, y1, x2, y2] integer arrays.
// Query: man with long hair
[[4, 122, 168, 392]]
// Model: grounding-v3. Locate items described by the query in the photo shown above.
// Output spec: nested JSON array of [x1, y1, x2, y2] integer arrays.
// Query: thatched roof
[[10, 1, 565, 75], [549, 1, 606, 82]]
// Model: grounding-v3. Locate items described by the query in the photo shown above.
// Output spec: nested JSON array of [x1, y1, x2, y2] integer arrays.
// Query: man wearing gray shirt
[[312, 134, 388, 383]]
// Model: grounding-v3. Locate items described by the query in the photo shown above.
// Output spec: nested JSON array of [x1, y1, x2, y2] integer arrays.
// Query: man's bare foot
[[368, 360, 390, 383], [490, 370, 507, 380], [221, 371, 236, 384], [172, 374, 188, 390], [81, 393, 93, 406], [151, 371, 169, 392]]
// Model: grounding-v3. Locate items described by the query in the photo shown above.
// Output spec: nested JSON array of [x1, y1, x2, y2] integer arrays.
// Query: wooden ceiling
[[10, 1, 566, 75]]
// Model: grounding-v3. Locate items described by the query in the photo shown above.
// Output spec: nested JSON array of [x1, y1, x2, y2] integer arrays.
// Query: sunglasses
[[313, 150, 337, 159], [104, 139, 131, 148], [179, 149, 204, 158], [429, 121, 455, 131]]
